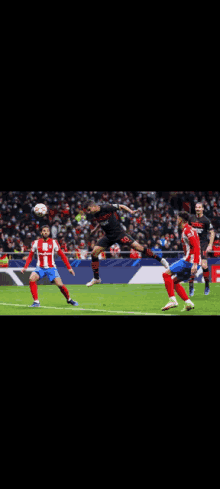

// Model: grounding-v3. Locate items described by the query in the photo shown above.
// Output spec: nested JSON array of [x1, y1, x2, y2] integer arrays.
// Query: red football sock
[[29, 280, 38, 301], [163, 272, 174, 297], [174, 282, 189, 301], [59, 285, 70, 300]]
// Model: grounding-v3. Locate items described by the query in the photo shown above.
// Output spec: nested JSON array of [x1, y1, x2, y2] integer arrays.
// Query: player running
[[21, 225, 78, 307], [162, 211, 201, 312], [189, 202, 215, 296], [83, 200, 169, 286]]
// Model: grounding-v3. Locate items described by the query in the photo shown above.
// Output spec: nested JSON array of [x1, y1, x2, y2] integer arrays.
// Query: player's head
[[84, 200, 100, 214], [41, 225, 50, 239], [177, 211, 190, 228], [195, 202, 204, 217]]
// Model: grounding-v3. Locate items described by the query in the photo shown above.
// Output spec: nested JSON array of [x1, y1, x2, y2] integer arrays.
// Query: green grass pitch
[[0, 283, 219, 315]]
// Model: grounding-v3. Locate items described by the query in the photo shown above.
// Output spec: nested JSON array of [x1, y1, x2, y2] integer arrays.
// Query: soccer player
[[83, 200, 169, 286], [21, 225, 78, 307], [162, 211, 201, 311], [189, 202, 215, 296]]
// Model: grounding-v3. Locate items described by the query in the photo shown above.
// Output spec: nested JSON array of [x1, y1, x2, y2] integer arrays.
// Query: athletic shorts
[[34, 266, 61, 282], [200, 241, 209, 260], [97, 232, 136, 249], [169, 259, 201, 282]]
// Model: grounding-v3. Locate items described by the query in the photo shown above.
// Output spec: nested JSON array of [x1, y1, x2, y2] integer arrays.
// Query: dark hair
[[41, 225, 50, 232], [178, 211, 190, 222], [196, 202, 204, 207], [83, 199, 96, 210]]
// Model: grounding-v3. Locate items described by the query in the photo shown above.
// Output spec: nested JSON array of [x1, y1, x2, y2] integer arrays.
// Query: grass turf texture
[[0, 284, 219, 315]]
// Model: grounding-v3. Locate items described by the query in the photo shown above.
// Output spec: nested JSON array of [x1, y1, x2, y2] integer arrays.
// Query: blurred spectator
[[162, 242, 173, 258], [59, 237, 68, 253], [1, 190, 220, 258], [151, 242, 163, 259], [0, 246, 9, 267], [51, 221, 61, 239], [130, 248, 142, 259], [110, 243, 121, 258]]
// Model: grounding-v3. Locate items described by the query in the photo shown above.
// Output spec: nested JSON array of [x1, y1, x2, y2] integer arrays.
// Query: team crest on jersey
[[49, 244, 52, 249]]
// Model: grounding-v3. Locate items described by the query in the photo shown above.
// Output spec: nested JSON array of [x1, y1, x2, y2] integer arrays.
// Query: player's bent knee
[[92, 246, 102, 258], [163, 270, 172, 278], [29, 272, 39, 282], [132, 241, 142, 251]]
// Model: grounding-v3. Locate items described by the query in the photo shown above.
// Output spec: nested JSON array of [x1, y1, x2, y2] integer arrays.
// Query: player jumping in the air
[[189, 202, 215, 296], [21, 225, 78, 307], [162, 211, 201, 312], [83, 200, 169, 286]]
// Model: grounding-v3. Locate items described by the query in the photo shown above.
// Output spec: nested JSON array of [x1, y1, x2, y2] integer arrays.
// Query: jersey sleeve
[[186, 229, 201, 264]]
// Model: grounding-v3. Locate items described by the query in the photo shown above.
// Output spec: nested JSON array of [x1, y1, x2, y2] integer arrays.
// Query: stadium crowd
[[0, 190, 220, 259]]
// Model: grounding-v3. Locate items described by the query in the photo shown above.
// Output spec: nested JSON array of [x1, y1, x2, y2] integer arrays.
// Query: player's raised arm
[[118, 204, 138, 215], [90, 222, 100, 235]]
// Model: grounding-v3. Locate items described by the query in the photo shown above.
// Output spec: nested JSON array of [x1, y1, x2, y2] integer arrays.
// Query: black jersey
[[87, 204, 124, 239], [190, 214, 213, 242]]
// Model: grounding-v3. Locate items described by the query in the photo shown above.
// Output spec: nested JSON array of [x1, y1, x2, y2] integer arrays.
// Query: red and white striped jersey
[[24, 238, 72, 270], [31, 238, 59, 268], [181, 223, 201, 264]]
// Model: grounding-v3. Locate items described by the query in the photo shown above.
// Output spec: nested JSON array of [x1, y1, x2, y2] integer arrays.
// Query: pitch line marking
[[0, 302, 174, 316]]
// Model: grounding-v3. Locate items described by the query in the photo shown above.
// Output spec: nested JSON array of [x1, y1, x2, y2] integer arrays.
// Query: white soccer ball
[[34, 203, 47, 217]]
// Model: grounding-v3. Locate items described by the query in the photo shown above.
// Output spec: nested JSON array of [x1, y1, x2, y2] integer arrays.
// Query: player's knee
[[202, 259, 207, 269], [29, 273, 38, 282], [92, 247, 100, 258], [54, 277, 63, 286], [163, 270, 171, 279]]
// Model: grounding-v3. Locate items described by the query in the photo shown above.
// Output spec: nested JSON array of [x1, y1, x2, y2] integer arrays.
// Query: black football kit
[[190, 214, 213, 258], [189, 213, 214, 293], [87, 204, 135, 248], [86, 203, 165, 281]]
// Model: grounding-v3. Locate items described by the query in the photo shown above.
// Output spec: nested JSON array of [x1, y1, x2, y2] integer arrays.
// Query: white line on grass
[[0, 302, 175, 315]]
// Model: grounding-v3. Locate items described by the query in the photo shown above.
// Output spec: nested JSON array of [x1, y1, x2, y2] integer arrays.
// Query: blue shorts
[[169, 259, 201, 282], [34, 266, 60, 282]]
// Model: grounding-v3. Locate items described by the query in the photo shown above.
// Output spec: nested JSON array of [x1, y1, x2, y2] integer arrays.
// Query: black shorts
[[200, 241, 209, 260], [96, 232, 136, 249]]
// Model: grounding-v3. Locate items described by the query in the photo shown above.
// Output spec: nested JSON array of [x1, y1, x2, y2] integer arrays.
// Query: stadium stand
[[0, 190, 220, 259]]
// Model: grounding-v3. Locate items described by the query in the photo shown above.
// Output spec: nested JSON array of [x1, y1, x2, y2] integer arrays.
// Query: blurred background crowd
[[0, 190, 220, 259]]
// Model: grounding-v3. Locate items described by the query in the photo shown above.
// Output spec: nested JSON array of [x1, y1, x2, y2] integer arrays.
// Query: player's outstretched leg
[[54, 277, 78, 306], [86, 246, 103, 286], [29, 272, 40, 307], [131, 241, 169, 269], [173, 277, 194, 311], [143, 245, 169, 269]]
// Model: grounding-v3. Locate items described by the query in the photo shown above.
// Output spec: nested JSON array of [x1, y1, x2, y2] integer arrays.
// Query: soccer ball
[[34, 203, 47, 217]]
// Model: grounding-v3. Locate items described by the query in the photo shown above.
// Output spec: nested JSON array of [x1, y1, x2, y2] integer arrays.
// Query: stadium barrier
[[0, 255, 220, 285]]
